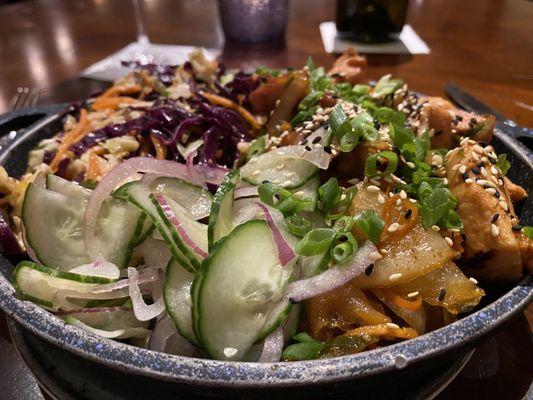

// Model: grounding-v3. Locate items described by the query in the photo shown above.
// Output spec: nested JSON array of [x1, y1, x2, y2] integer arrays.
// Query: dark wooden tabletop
[[0, 0, 531, 399]]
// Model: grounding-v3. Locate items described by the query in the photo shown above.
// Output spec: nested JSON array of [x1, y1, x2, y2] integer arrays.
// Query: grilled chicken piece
[[446, 140, 532, 281], [249, 75, 289, 114], [327, 48, 368, 85]]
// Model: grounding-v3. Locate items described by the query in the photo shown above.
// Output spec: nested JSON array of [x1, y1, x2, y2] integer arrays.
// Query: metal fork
[[10, 87, 39, 111]]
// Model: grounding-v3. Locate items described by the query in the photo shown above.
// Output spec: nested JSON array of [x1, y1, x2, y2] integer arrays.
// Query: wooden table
[[0, 0, 531, 399]]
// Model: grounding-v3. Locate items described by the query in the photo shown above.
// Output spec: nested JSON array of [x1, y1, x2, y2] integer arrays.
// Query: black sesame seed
[[404, 209, 412, 219], [262, 180, 270, 184], [494, 190, 500, 198], [434, 129, 444, 136], [491, 213, 499, 223], [274, 193, 281, 200], [471, 167, 481, 174], [476, 161, 485, 168], [470, 117, 478, 124], [460, 232, 467, 241], [488, 157, 497, 164], [512, 224, 523, 231], [305, 145, 312, 151], [364, 263, 374, 276], [312, 136, 321, 144], [302, 139, 308, 145], [324, 146, 332, 154], [462, 173, 469, 181], [438, 288, 447, 301]]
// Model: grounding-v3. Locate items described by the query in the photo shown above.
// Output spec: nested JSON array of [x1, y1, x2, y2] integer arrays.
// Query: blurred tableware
[[336, 0, 409, 43], [131, 0, 154, 64], [10, 87, 39, 111], [218, 0, 289, 45]]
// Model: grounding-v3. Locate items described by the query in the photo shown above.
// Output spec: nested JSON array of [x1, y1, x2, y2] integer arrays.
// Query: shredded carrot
[[100, 84, 142, 98], [86, 151, 101, 182], [344, 324, 418, 340], [92, 96, 138, 111], [50, 109, 90, 171], [390, 292, 423, 311], [150, 134, 167, 160], [201, 92, 261, 131]]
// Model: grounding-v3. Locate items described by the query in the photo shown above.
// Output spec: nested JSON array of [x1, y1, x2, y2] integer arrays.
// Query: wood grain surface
[[0, 0, 531, 399]]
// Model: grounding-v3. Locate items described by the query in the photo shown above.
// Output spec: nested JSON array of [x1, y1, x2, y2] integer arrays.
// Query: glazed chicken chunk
[[446, 139, 532, 281]]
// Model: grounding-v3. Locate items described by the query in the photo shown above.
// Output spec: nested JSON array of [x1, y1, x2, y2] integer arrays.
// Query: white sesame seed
[[252, 170, 261, 176], [391, 175, 407, 185], [380, 248, 389, 255], [480, 167, 488, 177], [366, 185, 381, 193], [370, 178, 381, 185], [340, 193, 347, 201], [223, 347, 238, 358], [294, 191, 305, 197], [443, 178, 448, 185], [465, 178, 474, 184], [499, 201, 509, 211], [396, 198, 402, 206], [472, 152, 480, 161], [431, 225, 440, 232], [282, 180, 292, 187], [498, 179, 504, 185], [378, 194, 386, 204], [485, 188, 497, 195], [399, 190, 407, 199], [386, 323, 400, 329], [389, 192, 395, 198], [406, 161, 416, 169], [473, 145, 484, 154], [490, 223, 500, 237], [389, 273, 403, 282], [490, 166, 499, 175], [276, 163, 285, 170], [387, 223, 401, 232], [280, 130, 289, 138], [275, 99, 281, 107], [469, 277, 478, 285], [452, 164, 461, 171], [444, 237, 454, 247], [459, 165, 467, 174], [407, 291, 419, 298], [409, 198, 417, 203]]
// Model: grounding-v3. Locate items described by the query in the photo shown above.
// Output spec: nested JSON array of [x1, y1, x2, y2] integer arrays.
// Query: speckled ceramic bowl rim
[[0, 106, 531, 388]]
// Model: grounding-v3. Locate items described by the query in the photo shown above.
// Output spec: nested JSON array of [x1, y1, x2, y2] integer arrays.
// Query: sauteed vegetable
[[1, 49, 531, 362]]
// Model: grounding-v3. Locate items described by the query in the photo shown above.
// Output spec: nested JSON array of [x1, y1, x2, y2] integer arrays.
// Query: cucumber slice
[[291, 174, 319, 211], [298, 252, 330, 279], [113, 181, 196, 273], [151, 193, 207, 269], [58, 307, 148, 332], [150, 176, 213, 220], [193, 220, 293, 361], [164, 259, 199, 346], [46, 174, 91, 200], [241, 149, 318, 189], [24, 180, 144, 270], [12, 261, 114, 309], [137, 237, 172, 268], [208, 169, 239, 249]]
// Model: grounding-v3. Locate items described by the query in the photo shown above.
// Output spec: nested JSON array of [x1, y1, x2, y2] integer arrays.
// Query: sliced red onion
[[258, 325, 284, 362], [186, 150, 204, 189], [69, 261, 120, 280], [66, 317, 149, 339], [256, 203, 295, 266], [54, 306, 131, 316], [177, 139, 204, 160], [286, 241, 381, 302], [153, 192, 208, 258], [0, 213, 23, 255], [85, 157, 226, 261], [128, 267, 165, 321], [234, 186, 259, 199], [149, 314, 177, 352]]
